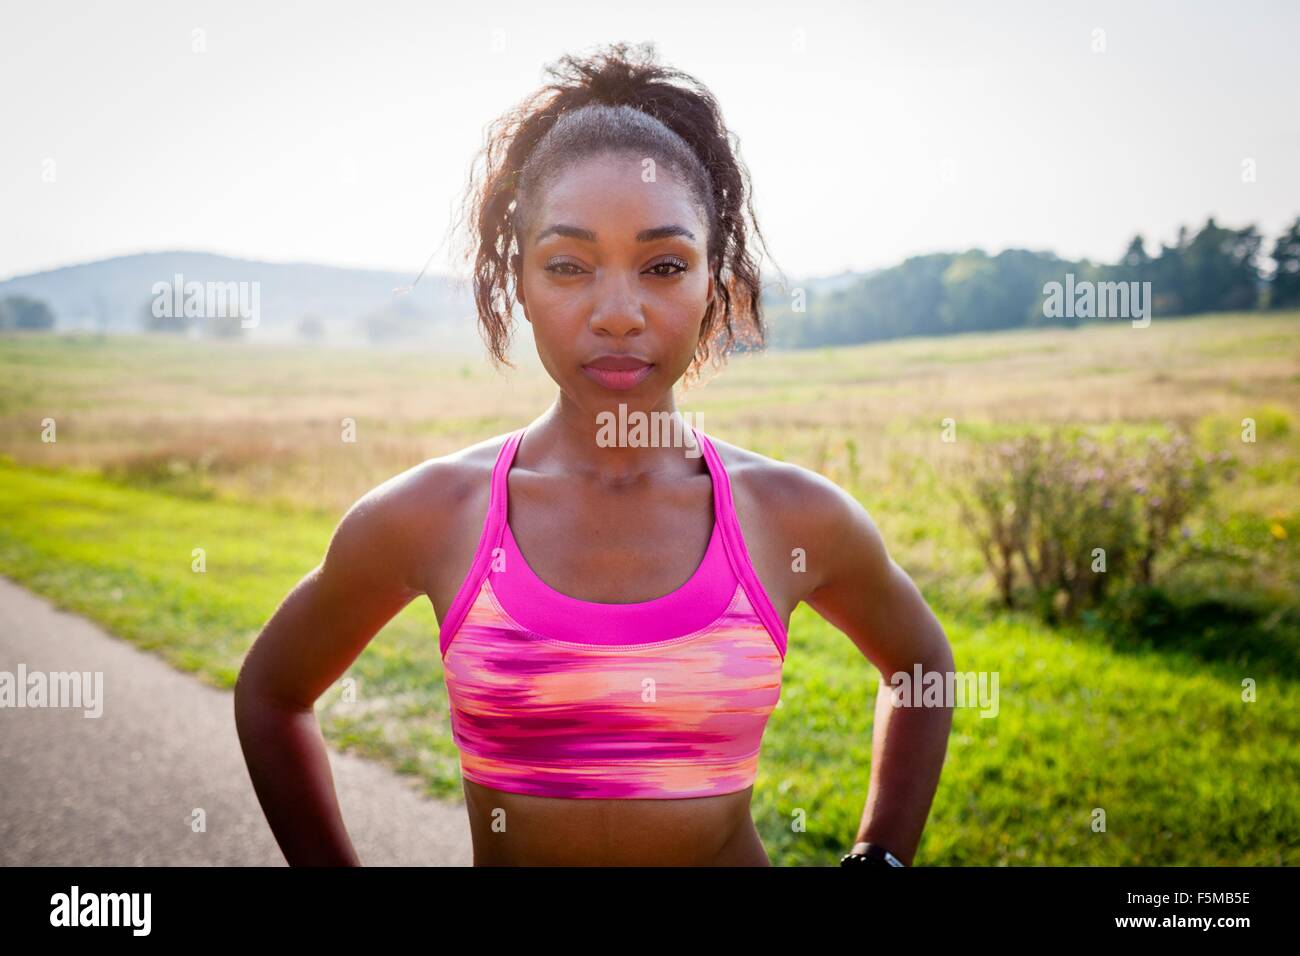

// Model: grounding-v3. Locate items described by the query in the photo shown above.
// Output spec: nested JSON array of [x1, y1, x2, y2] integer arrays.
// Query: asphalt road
[[0, 576, 472, 866]]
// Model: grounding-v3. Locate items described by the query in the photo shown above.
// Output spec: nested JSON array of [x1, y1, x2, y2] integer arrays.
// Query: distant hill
[[0, 251, 483, 350]]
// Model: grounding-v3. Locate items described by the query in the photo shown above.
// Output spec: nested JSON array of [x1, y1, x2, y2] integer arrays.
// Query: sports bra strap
[[489, 427, 527, 526], [691, 427, 789, 659], [437, 428, 526, 656]]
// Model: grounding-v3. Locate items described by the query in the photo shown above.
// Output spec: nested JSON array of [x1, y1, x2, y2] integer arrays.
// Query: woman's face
[[514, 151, 714, 404]]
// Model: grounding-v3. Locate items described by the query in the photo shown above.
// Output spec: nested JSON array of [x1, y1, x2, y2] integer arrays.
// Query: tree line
[[0, 296, 56, 331], [767, 215, 1300, 348]]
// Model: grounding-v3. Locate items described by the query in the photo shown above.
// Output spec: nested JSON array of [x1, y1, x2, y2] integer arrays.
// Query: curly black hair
[[451, 41, 776, 389]]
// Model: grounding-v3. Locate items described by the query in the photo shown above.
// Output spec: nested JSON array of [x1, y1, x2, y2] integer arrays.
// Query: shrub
[[954, 427, 1235, 620]]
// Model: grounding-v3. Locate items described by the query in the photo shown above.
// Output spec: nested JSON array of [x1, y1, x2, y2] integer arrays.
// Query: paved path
[[0, 576, 472, 866]]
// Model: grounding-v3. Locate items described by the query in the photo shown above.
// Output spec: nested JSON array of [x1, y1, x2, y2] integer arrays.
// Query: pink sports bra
[[437, 421, 788, 799]]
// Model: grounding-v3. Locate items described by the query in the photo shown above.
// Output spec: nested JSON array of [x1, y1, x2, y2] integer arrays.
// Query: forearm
[[234, 691, 361, 866], [853, 669, 953, 865]]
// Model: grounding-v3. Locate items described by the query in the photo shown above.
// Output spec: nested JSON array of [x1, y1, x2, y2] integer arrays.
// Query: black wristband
[[839, 842, 906, 867]]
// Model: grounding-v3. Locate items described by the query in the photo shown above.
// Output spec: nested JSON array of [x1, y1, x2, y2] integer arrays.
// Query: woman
[[235, 41, 954, 867]]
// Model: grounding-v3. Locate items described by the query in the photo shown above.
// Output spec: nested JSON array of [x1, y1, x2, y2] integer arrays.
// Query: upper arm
[[235, 462, 452, 711], [797, 471, 953, 676]]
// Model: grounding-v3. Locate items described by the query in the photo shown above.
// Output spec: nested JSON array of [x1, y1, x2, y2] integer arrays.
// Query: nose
[[588, 270, 646, 338]]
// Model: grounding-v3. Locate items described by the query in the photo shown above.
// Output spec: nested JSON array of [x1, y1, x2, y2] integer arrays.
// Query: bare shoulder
[[706, 432, 889, 598], [379, 430, 509, 515], [707, 433, 866, 534], [322, 430, 514, 592]]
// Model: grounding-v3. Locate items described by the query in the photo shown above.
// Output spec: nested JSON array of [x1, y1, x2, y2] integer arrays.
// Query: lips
[[581, 355, 654, 390]]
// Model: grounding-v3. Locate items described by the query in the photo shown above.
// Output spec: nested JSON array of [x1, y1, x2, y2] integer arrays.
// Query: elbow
[[891, 617, 954, 677], [928, 631, 956, 675], [232, 663, 260, 743], [232, 653, 281, 742], [232, 653, 314, 736], [919, 607, 955, 673]]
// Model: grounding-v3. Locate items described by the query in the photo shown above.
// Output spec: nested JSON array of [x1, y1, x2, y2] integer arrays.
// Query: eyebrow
[[534, 224, 697, 243]]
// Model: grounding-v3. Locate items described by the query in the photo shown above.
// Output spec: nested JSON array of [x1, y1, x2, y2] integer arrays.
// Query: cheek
[[673, 270, 711, 303], [652, 271, 711, 324], [522, 275, 581, 324], [673, 276, 714, 341]]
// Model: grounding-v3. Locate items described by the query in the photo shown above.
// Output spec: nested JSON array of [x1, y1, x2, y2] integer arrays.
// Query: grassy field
[[2, 312, 1298, 865]]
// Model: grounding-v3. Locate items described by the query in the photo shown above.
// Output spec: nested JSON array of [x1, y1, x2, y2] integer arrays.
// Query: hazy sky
[[2, 0, 1297, 282]]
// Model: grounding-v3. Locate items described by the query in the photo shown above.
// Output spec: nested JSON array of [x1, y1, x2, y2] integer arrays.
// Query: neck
[[525, 392, 701, 482]]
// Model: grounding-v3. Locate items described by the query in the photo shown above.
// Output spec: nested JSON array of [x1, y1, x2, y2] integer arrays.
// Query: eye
[[646, 257, 688, 277], [544, 260, 584, 276]]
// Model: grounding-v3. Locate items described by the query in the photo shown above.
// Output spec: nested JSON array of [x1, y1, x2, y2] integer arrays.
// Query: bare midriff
[[461, 778, 771, 866]]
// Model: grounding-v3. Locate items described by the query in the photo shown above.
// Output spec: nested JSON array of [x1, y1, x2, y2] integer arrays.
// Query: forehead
[[527, 153, 705, 242]]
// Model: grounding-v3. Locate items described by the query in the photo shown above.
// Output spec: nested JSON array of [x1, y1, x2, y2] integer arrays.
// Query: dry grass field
[[2, 311, 1297, 864]]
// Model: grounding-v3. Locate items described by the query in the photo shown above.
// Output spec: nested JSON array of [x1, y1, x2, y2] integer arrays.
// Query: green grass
[[3, 312, 1298, 864], [0, 460, 467, 798], [2, 458, 1296, 865], [766, 606, 1299, 865]]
